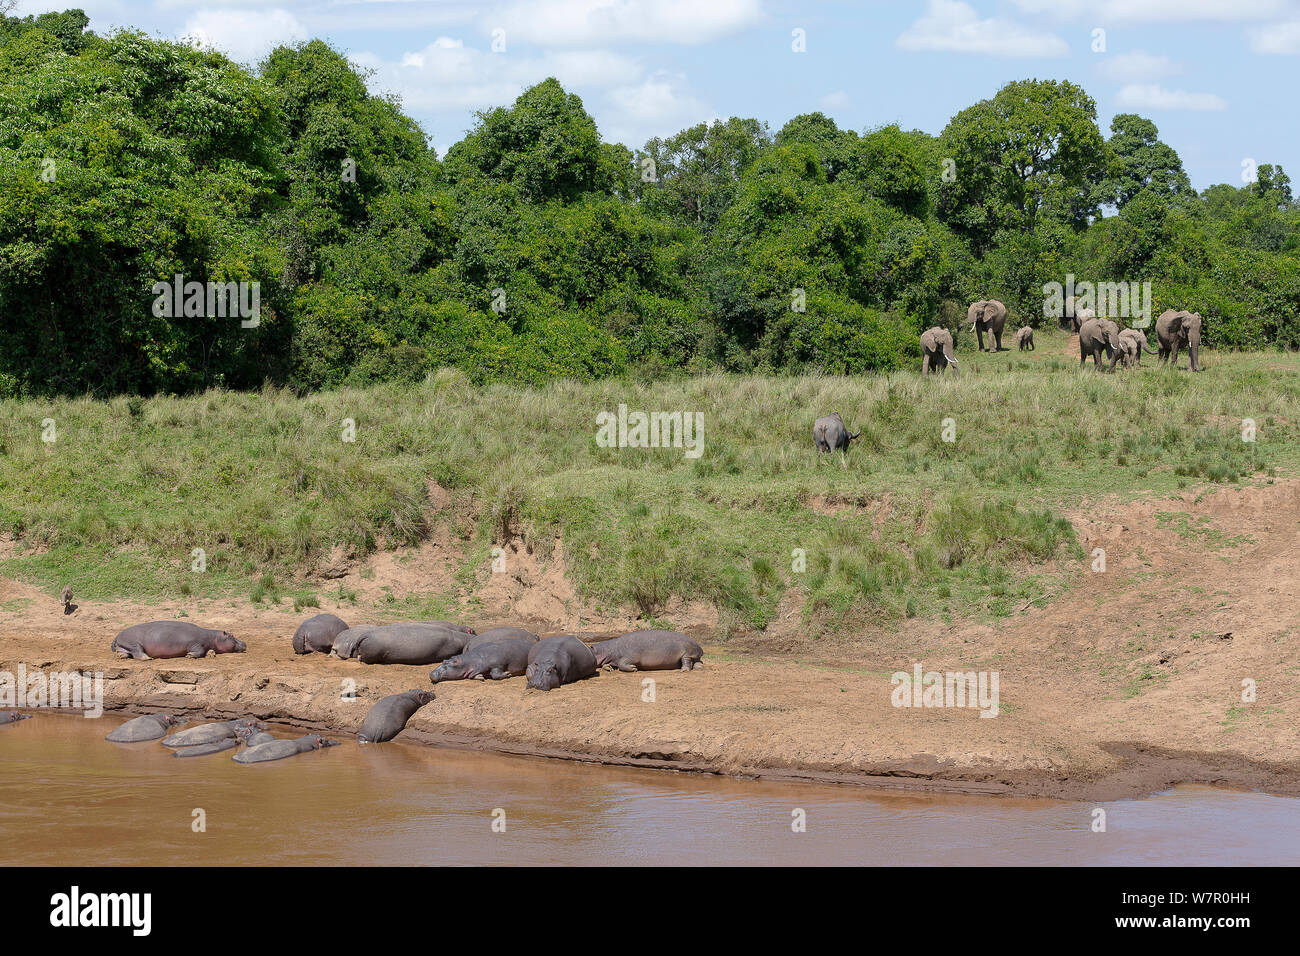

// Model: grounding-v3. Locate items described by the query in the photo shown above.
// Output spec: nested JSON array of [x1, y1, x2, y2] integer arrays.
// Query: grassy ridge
[[1, 330, 1293, 632]]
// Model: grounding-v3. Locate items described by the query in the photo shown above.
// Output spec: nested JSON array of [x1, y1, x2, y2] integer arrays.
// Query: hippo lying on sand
[[162, 718, 266, 749], [293, 613, 350, 654], [330, 627, 371, 659], [525, 635, 597, 691], [350, 623, 469, 665], [592, 630, 704, 671], [430, 639, 532, 683], [357, 689, 436, 742], [106, 714, 184, 742], [111, 622, 245, 660], [233, 734, 339, 764], [464, 627, 537, 651], [0, 711, 32, 725]]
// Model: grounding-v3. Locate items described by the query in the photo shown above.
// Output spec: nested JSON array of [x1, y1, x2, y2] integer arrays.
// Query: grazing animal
[[967, 299, 1008, 352], [1155, 309, 1203, 371], [1117, 328, 1157, 368], [1078, 317, 1123, 371], [813, 413, 860, 453], [1015, 326, 1034, 351], [920, 327, 958, 375]]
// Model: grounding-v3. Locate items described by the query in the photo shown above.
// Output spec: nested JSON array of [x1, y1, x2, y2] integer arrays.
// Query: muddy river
[[1, 713, 1296, 865]]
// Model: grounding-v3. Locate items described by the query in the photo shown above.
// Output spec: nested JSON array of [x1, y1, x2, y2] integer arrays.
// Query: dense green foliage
[[1, 12, 1297, 398]]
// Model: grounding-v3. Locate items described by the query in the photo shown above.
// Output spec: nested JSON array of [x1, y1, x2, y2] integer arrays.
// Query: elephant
[[1078, 317, 1123, 371], [1114, 335, 1139, 369], [967, 300, 1007, 352], [1015, 327, 1034, 351], [920, 327, 958, 375], [1155, 309, 1202, 371], [1117, 328, 1157, 368]]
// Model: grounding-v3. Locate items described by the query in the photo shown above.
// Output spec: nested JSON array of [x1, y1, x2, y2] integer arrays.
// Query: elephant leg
[[976, 329, 985, 352], [922, 354, 931, 375], [993, 331, 1003, 352]]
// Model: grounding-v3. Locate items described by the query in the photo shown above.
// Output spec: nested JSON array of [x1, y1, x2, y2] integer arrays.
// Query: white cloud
[[603, 73, 714, 147], [1246, 20, 1300, 51], [487, 0, 763, 46], [1115, 83, 1228, 111], [181, 8, 307, 64], [1010, 0, 1287, 19], [897, 0, 1070, 57], [355, 39, 642, 113], [819, 90, 851, 112], [1095, 50, 1180, 83]]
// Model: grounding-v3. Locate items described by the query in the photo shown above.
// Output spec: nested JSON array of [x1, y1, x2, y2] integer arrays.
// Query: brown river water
[[2, 713, 1297, 865]]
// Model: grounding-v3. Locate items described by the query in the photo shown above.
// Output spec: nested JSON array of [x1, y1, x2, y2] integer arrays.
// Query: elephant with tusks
[[967, 299, 1007, 352]]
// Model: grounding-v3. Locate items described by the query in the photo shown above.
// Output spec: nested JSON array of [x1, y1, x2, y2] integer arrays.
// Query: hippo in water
[[0, 711, 32, 725], [591, 630, 704, 671], [430, 639, 532, 683], [162, 718, 266, 749], [464, 627, 538, 651], [525, 635, 597, 691], [106, 713, 185, 742], [351, 623, 469, 665], [173, 737, 240, 757], [292, 613, 350, 654], [357, 690, 436, 743], [233, 734, 339, 764], [111, 622, 245, 660], [234, 725, 276, 749]]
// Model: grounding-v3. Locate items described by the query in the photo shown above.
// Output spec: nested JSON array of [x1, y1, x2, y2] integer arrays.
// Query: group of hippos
[[919, 298, 1204, 375], [0, 617, 705, 763]]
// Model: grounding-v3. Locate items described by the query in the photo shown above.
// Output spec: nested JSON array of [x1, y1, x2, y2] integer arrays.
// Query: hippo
[[161, 718, 266, 749], [292, 613, 350, 654], [417, 620, 475, 635], [430, 639, 532, 683], [351, 623, 468, 665], [111, 621, 246, 660], [525, 635, 598, 691], [233, 734, 339, 764], [464, 627, 538, 651], [0, 711, 32, 725], [234, 725, 276, 748], [591, 630, 704, 672], [173, 737, 239, 757], [357, 689, 436, 742], [106, 713, 185, 742], [330, 627, 372, 659]]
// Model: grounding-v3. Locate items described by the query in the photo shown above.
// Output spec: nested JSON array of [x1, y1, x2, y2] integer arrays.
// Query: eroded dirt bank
[[3, 479, 1299, 801]]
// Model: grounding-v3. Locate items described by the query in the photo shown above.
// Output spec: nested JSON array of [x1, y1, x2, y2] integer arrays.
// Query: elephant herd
[[920, 299, 1203, 375]]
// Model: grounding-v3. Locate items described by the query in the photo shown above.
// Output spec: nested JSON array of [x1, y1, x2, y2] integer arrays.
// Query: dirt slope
[[2, 479, 1297, 799]]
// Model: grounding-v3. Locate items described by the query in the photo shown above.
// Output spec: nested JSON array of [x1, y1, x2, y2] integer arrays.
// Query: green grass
[[1, 333, 1295, 632]]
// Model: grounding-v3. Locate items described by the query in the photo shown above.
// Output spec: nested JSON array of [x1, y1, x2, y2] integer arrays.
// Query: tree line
[[1, 9, 1296, 397]]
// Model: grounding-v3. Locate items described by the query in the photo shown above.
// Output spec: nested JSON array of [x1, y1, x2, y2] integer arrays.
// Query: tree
[[937, 79, 1111, 248], [1101, 113, 1191, 211]]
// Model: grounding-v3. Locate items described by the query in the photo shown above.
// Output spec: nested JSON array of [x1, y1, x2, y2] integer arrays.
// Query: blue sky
[[18, 0, 1300, 190]]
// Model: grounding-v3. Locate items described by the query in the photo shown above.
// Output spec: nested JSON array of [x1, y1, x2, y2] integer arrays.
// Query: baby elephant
[[1117, 328, 1156, 368], [1015, 327, 1034, 351], [813, 412, 860, 453]]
